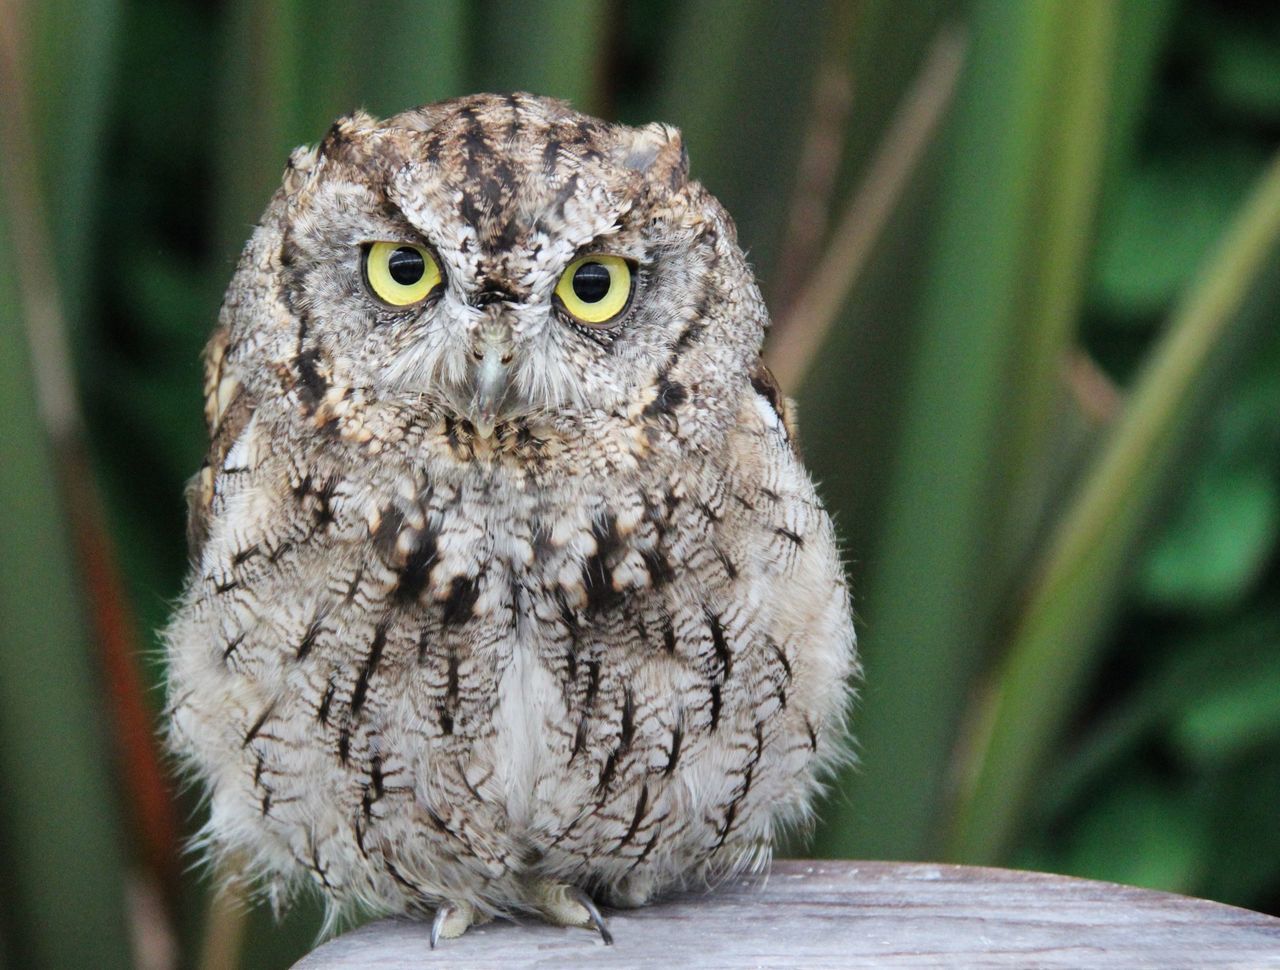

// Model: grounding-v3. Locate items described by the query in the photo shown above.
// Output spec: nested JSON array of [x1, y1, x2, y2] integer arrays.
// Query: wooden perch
[[294, 860, 1280, 968]]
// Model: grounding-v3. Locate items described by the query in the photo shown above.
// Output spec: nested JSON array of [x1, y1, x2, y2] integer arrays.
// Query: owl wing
[[184, 325, 258, 564], [749, 358, 800, 450]]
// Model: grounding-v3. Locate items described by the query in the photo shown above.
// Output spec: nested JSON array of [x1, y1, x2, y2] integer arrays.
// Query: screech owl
[[165, 93, 856, 944]]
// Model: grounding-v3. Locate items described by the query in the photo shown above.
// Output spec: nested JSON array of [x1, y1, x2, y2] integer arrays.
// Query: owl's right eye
[[362, 242, 442, 306]]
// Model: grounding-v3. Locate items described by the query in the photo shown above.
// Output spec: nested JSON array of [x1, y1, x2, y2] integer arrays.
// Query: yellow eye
[[554, 255, 633, 325], [363, 241, 441, 306]]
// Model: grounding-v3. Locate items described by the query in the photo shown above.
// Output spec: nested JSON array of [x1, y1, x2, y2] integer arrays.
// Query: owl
[[165, 93, 856, 945]]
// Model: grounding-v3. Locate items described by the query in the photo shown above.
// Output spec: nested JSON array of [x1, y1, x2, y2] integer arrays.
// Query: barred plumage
[[165, 93, 856, 941]]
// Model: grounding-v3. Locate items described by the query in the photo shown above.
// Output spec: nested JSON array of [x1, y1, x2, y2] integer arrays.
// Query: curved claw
[[526, 879, 614, 944], [430, 901, 476, 948], [429, 905, 449, 949], [567, 886, 614, 946]]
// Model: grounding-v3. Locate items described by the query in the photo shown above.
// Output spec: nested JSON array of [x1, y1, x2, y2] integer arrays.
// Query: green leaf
[[470, 0, 608, 112], [1039, 610, 1280, 818], [26, 0, 122, 329], [0, 191, 133, 970], [1197, 752, 1280, 907], [1057, 770, 1207, 894], [1206, 21, 1280, 120], [1139, 327, 1280, 609], [948, 146, 1280, 865], [814, 0, 1121, 861], [651, 0, 826, 289], [1140, 462, 1279, 611], [1092, 147, 1264, 320], [1173, 656, 1280, 764]]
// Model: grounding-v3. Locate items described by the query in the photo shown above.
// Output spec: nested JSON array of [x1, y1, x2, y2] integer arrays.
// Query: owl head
[[221, 93, 767, 446]]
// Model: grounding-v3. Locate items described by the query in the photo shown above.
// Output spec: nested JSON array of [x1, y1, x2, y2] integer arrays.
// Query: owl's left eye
[[362, 241, 442, 306], [554, 255, 633, 326]]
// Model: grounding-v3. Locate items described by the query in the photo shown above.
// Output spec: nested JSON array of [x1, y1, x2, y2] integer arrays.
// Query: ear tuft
[[617, 122, 688, 189], [282, 144, 320, 192], [317, 110, 380, 163]]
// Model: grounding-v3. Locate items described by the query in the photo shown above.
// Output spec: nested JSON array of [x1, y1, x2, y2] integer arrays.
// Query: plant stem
[[949, 145, 1280, 863]]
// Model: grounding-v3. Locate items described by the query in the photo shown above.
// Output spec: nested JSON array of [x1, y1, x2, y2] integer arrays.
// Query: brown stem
[[770, 2, 856, 313], [1063, 348, 1123, 426], [767, 25, 968, 393], [0, 0, 183, 920]]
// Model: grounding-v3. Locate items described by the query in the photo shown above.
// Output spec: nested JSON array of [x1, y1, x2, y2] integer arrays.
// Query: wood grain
[[293, 860, 1280, 968]]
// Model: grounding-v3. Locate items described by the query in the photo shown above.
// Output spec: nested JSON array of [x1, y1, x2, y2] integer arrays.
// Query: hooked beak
[[469, 337, 513, 439]]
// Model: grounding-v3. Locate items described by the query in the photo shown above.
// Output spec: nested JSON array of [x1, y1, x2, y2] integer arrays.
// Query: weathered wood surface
[[294, 860, 1280, 968]]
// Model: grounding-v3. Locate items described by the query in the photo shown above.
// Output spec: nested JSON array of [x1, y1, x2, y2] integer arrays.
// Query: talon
[[527, 879, 613, 944], [430, 900, 476, 947], [567, 886, 613, 945]]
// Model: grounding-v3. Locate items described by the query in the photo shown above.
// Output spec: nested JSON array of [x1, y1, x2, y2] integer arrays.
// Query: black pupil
[[387, 247, 425, 285], [571, 262, 612, 303]]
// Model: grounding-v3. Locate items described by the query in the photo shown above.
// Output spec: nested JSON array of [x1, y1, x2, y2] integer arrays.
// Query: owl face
[[265, 94, 752, 439]]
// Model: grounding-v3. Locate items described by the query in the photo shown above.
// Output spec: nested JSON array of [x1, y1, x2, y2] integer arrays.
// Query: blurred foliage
[[1013, 1, 1280, 913], [2, 0, 1280, 968]]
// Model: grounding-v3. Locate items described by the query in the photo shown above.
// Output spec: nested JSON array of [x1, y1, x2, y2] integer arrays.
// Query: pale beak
[[470, 339, 512, 438]]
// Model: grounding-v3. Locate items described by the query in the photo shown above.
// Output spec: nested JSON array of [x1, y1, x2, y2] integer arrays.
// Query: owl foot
[[528, 880, 614, 945], [604, 871, 656, 909], [430, 900, 480, 947]]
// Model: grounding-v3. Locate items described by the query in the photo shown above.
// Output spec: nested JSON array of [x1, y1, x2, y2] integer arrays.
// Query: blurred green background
[[2, 0, 1279, 967]]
